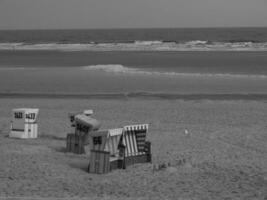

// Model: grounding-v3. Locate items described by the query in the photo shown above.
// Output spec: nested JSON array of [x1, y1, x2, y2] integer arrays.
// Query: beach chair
[[88, 124, 152, 174], [67, 109, 96, 136], [122, 124, 151, 167], [88, 128, 125, 173], [10, 108, 39, 139], [66, 113, 101, 154]]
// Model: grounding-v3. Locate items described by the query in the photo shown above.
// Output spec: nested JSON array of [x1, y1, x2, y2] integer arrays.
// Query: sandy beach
[[0, 97, 267, 199], [1, 29, 267, 199]]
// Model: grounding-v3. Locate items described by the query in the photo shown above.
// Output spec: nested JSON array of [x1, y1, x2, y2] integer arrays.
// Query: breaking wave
[[134, 40, 163, 45], [82, 64, 138, 73], [1, 64, 266, 79], [1, 40, 267, 51], [0, 67, 28, 70], [82, 64, 267, 79]]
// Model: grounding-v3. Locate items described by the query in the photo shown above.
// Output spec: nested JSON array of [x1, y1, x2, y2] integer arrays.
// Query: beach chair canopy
[[123, 124, 148, 157], [10, 108, 39, 138], [89, 128, 123, 156], [89, 130, 109, 151], [69, 109, 93, 121], [74, 114, 101, 131], [105, 128, 123, 156], [12, 108, 39, 124]]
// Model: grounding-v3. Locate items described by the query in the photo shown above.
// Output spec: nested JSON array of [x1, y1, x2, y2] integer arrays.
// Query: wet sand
[[0, 98, 267, 199]]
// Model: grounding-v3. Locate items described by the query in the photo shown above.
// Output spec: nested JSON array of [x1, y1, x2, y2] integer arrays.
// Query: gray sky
[[0, 0, 267, 29]]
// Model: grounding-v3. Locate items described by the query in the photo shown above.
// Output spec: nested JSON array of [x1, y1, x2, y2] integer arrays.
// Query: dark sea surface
[[1, 27, 267, 43], [0, 28, 267, 99], [0, 27, 267, 51]]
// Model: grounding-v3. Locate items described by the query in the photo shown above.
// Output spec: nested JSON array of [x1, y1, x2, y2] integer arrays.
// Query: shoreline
[[1, 92, 267, 100]]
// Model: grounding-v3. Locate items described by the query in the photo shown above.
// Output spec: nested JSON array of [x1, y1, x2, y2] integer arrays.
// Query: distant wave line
[[1, 92, 267, 100], [81, 64, 267, 79], [0, 40, 267, 51], [1, 64, 266, 79]]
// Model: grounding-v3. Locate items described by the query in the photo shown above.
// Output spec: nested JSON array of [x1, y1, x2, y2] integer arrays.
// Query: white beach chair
[[10, 108, 39, 139]]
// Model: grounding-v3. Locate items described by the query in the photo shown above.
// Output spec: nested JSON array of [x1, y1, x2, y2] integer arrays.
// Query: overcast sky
[[0, 0, 267, 29]]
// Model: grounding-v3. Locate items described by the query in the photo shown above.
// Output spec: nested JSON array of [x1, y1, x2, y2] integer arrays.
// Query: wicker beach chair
[[88, 128, 124, 173], [88, 124, 151, 174], [122, 124, 151, 167], [66, 113, 101, 154]]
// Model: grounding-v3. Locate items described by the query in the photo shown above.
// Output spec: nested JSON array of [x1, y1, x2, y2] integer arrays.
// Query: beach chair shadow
[[54, 146, 67, 153], [69, 160, 89, 172]]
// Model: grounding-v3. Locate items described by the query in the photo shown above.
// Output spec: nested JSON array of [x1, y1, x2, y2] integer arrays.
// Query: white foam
[[0, 67, 27, 70], [162, 72, 267, 79], [82, 64, 138, 73], [81, 64, 267, 79], [1, 64, 266, 79], [1, 41, 267, 51], [185, 40, 208, 45], [134, 40, 163, 45]]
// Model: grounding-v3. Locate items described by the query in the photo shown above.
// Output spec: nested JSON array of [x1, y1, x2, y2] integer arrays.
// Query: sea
[[0, 27, 267, 100]]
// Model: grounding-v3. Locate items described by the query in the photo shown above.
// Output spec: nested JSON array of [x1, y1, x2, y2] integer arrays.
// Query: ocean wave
[[0, 67, 28, 70], [134, 40, 163, 45], [82, 64, 267, 79], [82, 64, 138, 73], [185, 40, 209, 45], [1, 64, 266, 79], [1, 41, 267, 51]]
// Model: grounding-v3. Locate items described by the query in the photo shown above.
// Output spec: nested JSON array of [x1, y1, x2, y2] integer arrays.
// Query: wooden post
[[145, 141, 152, 162], [118, 144, 126, 169]]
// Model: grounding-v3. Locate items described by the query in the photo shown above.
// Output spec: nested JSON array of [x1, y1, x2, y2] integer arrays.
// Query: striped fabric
[[104, 128, 123, 156], [135, 129, 147, 152], [123, 124, 148, 157]]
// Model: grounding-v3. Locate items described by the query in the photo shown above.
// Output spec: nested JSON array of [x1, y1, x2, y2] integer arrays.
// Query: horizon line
[[0, 26, 267, 31]]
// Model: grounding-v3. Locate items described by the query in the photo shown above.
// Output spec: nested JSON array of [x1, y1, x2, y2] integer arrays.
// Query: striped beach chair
[[104, 128, 123, 157], [88, 125, 151, 173], [88, 128, 124, 173], [122, 124, 151, 167], [123, 124, 148, 157]]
